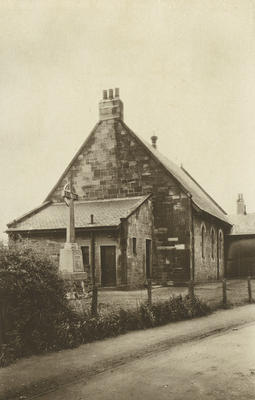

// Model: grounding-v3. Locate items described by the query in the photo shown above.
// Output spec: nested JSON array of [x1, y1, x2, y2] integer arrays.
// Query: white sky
[[1, 0, 255, 241]]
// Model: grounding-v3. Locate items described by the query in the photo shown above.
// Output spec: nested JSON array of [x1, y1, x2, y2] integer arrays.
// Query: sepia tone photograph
[[0, 0, 255, 399]]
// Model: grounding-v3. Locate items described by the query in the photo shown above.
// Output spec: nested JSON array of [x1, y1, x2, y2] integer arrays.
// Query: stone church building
[[7, 89, 231, 287]]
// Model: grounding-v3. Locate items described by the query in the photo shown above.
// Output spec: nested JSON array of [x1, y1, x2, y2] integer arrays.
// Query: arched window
[[218, 230, 223, 260], [201, 224, 206, 259], [211, 228, 215, 259]]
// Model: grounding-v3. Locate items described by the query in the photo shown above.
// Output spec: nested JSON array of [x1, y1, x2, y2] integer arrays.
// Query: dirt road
[[2, 305, 255, 400], [37, 322, 255, 400]]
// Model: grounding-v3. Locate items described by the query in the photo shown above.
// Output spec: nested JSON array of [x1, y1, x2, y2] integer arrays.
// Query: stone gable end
[[49, 120, 185, 203]]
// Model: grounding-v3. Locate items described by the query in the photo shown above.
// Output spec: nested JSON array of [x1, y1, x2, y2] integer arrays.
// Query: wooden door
[[101, 246, 116, 287]]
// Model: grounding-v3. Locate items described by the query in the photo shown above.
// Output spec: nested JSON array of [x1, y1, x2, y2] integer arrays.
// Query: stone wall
[[15, 217, 153, 288], [17, 232, 65, 266], [126, 199, 153, 286], [15, 230, 121, 286], [193, 213, 224, 281]]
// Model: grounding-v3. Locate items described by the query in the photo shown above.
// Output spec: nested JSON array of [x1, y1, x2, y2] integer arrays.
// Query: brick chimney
[[237, 193, 247, 215], [99, 88, 123, 121]]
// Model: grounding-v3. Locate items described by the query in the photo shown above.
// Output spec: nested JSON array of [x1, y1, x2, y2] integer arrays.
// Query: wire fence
[[68, 277, 255, 315], [1, 277, 254, 346]]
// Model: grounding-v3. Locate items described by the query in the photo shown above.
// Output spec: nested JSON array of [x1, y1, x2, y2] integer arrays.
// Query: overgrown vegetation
[[0, 241, 211, 368], [0, 241, 80, 367], [77, 295, 210, 342]]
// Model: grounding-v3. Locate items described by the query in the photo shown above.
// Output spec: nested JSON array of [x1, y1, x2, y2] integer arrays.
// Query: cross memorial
[[59, 178, 84, 275], [63, 181, 78, 243]]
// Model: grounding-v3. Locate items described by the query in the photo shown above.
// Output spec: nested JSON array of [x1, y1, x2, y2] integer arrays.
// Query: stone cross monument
[[59, 177, 84, 275]]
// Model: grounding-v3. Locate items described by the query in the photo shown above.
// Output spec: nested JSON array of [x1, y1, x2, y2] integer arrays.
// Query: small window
[[201, 224, 206, 259], [211, 229, 215, 259], [132, 237, 137, 255]]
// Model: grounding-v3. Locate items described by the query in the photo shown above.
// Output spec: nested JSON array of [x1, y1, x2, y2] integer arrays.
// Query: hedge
[[0, 241, 211, 367]]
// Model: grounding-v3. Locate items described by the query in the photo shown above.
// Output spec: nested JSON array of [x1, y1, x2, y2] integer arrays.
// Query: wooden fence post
[[222, 278, 227, 307], [188, 280, 195, 300], [147, 278, 152, 307], [91, 285, 98, 317], [90, 231, 98, 317], [248, 276, 252, 303]]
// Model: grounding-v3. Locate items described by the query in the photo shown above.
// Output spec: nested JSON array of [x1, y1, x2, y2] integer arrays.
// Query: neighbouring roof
[[228, 213, 255, 235], [122, 122, 230, 225], [7, 196, 150, 232]]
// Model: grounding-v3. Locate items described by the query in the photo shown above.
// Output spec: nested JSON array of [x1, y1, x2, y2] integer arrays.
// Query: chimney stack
[[151, 135, 158, 149], [99, 88, 123, 121], [237, 193, 246, 215]]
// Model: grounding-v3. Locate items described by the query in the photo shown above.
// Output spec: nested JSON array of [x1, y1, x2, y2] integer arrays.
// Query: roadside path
[[1, 304, 255, 400], [37, 322, 255, 400]]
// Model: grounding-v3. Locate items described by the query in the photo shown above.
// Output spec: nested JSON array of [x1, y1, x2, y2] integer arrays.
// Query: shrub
[[0, 241, 80, 366], [76, 294, 210, 344]]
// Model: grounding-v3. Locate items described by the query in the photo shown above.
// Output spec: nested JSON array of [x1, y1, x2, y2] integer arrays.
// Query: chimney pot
[[151, 135, 158, 149], [237, 193, 246, 215], [99, 88, 124, 121]]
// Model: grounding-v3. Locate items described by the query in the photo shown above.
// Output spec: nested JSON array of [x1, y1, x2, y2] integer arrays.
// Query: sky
[[1, 0, 255, 241]]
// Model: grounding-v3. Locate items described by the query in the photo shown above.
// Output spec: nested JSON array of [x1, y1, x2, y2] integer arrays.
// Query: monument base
[[59, 242, 84, 274]]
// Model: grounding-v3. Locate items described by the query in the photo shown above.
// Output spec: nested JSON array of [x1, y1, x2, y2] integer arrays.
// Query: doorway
[[81, 246, 90, 270], [101, 246, 116, 286]]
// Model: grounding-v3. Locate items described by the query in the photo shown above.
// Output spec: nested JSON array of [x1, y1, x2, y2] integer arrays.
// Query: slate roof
[[7, 196, 150, 232], [122, 121, 230, 225], [228, 213, 255, 235]]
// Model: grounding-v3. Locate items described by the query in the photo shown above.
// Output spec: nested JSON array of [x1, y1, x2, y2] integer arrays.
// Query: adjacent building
[[226, 194, 255, 277], [7, 89, 232, 286]]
